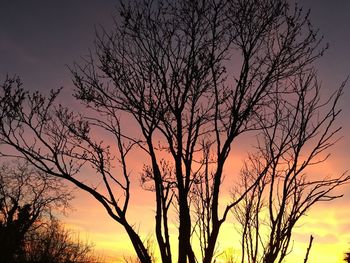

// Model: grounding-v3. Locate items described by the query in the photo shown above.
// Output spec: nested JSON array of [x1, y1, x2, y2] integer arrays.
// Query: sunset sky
[[1, 1, 350, 262]]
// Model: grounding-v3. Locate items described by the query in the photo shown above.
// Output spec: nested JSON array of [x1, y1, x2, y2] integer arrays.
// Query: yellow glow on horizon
[[59, 143, 349, 263], [61, 196, 350, 263]]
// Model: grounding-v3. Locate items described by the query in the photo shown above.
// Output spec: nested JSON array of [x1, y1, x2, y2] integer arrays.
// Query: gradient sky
[[1, 1, 350, 262]]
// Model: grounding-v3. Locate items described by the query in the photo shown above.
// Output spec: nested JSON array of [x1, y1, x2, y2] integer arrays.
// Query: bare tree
[[232, 72, 349, 263], [0, 0, 348, 262], [24, 217, 104, 263], [0, 161, 73, 262]]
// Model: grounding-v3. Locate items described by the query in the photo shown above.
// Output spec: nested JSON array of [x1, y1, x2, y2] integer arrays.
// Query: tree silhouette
[[24, 217, 104, 263], [0, 0, 348, 262], [0, 162, 73, 262], [345, 250, 350, 263]]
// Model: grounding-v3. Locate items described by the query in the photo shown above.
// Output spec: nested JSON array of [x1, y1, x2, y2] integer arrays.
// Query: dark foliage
[[0, 162, 72, 262]]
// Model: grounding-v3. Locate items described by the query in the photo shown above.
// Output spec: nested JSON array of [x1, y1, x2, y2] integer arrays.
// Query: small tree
[[231, 71, 348, 263], [24, 217, 104, 263], [0, 161, 73, 262]]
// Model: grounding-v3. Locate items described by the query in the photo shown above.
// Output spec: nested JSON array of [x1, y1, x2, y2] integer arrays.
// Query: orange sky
[[1, 0, 350, 262], [62, 145, 350, 262]]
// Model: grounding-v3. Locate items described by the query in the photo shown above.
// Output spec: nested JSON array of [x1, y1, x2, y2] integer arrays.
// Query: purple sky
[[1, 0, 348, 172], [0, 0, 116, 91], [1, 1, 349, 91]]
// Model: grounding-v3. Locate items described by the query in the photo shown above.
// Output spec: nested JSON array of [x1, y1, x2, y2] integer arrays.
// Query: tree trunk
[[203, 224, 221, 263], [123, 223, 152, 263], [178, 192, 196, 263]]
